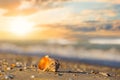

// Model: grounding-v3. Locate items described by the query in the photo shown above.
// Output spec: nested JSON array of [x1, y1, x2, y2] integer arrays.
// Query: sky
[[0, 0, 120, 41]]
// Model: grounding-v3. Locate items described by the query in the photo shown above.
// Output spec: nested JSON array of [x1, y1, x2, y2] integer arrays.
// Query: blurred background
[[0, 0, 120, 67]]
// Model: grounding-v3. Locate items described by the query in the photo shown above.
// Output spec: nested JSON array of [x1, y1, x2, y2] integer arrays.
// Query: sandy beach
[[0, 0, 120, 80], [0, 53, 120, 80]]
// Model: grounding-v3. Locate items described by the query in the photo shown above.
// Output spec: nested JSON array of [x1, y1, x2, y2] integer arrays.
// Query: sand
[[0, 53, 120, 80]]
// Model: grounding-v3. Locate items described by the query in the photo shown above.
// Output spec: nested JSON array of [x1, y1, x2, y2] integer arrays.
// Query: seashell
[[38, 55, 59, 72]]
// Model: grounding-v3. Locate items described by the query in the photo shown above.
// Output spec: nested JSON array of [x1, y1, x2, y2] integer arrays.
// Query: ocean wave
[[89, 38, 120, 45]]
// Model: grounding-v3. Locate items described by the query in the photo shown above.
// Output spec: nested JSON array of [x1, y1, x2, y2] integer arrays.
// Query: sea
[[0, 38, 120, 68]]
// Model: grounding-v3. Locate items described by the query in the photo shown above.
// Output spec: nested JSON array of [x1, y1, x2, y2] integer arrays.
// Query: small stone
[[68, 71, 72, 73], [91, 70, 99, 74], [9, 74, 14, 79], [11, 64, 16, 68], [31, 64, 37, 68], [23, 66, 27, 70], [4, 74, 14, 79], [73, 74, 77, 76], [16, 62, 23, 67], [90, 70, 94, 73], [31, 75, 35, 78], [0, 73, 3, 77], [19, 68, 23, 71], [57, 73, 63, 76], [4, 75, 9, 79], [6, 67, 11, 71], [99, 72, 110, 76], [2, 59, 8, 65], [76, 68, 83, 72], [0, 70, 4, 72]]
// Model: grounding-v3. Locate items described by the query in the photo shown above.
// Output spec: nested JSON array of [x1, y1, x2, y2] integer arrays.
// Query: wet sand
[[0, 53, 120, 80]]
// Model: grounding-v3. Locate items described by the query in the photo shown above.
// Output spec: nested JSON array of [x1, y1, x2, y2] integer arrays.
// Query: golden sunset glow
[[9, 17, 34, 36], [0, 0, 120, 41]]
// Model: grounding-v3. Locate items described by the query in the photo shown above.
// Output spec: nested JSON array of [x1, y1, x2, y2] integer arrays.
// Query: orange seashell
[[38, 55, 49, 70], [38, 55, 59, 72]]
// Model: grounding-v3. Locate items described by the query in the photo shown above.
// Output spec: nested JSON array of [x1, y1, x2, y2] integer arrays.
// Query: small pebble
[[23, 66, 27, 70], [6, 67, 11, 71], [4, 74, 14, 79], [57, 73, 63, 76], [77, 68, 83, 72], [0, 73, 3, 76], [99, 72, 111, 76], [16, 62, 22, 67], [11, 64, 16, 68], [68, 71, 72, 73], [31, 75, 35, 78], [73, 74, 77, 76], [9, 74, 14, 79], [90, 70, 99, 74], [19, 68, 23, 71], [5, 75, 9, 79], [0, 70, 4, 72]]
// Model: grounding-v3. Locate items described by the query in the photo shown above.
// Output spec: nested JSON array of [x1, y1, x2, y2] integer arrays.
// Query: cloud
[[35, 24, 75, 40], [3, 8, 38, 16], [62, 9, 117, 25], [80, 9, 117, 20], [112, 20, 120, 30], [0, 0, 20, 10], [0, 0, 69, 10], [112, 0, 120, 4], [1, 0, 119, 17], [73, 0, 120, 5], [0, 9, 7, 15], [35, 21, 120, 39], [103, 0, 120, 4], [28, 7, 72, 25], [81, 10, 116, 17], [0, 0, 71, 16], [0, 0, 38, 16]]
